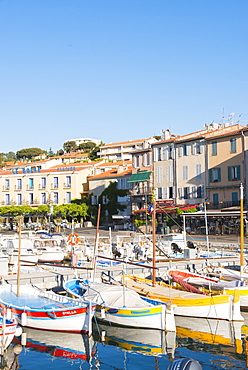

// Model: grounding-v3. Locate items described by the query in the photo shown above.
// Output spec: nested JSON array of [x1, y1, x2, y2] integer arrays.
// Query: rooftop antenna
[[222, 107, 225, 124]]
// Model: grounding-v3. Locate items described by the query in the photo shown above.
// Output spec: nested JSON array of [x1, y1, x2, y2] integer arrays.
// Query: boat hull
[[0, 285, 96, 333], [124, 276, 243, 321], [0, 318, 20, 354]]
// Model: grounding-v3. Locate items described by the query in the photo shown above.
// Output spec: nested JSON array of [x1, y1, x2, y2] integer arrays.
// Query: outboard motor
[[167, 358, 202, 370], [187, 241, 196, 249], [171, 242, 183, 254], [112, 245, 121, 259]]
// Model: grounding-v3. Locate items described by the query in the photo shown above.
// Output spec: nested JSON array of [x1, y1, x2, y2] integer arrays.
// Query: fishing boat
[[0, 283, 96, 334], [63, 279, 176, 332], [123, 275, 243, 321], [0, 315, 22, 354], [168, 268, 248, 311]]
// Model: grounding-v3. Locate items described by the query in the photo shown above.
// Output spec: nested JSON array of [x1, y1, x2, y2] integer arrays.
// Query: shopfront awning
[[128, 171, 152, 183]]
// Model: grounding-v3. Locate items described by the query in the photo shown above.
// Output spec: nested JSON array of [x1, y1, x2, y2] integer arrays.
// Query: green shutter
[[237, 165, 241, 180], [228, 166, 231, 181], [209, 169, 212, 183]]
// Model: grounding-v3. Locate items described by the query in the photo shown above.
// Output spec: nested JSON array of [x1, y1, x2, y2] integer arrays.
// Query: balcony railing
[[129, 188, 152, 196], [206, 201, 240, 210]]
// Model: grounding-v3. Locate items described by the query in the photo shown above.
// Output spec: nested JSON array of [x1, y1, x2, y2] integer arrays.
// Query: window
[[196, 164, 202, 178], [92, 195, 97, 205], [17, 179, 22, 190], [209, 168, 221, 183], [232, 192, 238, 206], [54, 192, 59, 204], [53, 177, 59, 189], [41, 193, 46, 205], [213, 168, 221, 182], [4, 179, 10, 191], [66, 192, 71, 204], [41, 177, 46, 189], [156, 167, 162, 183], [230, 138, 236, 153], [183, 144, 189, 156], [182, 166, 188, 180], [183, 187, 190, 199], [169, 186, 174, 198], [158, 188, 162, 199], [5, 194, 10, 205], [228, 165, 240, 181], [213, 193, 219, 205], [212, 141, 217, 156], [168, 146, 173, 159], [157, 147, 162, 161], [197, 186, 202, 198], [29, 178, 34, 190], [167, 165, 173, 182], [29, 193, 34, 205], [17, 194, 22, 205], [66, 176, 71, 188]]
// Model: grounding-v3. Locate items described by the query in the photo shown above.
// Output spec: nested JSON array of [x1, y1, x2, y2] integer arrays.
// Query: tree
[[63, 141, 77, 153], [16, 148, 45, 160], [56, 149, 64, 156], [4, 152, 16, 161], [99, 181, 128, 223], [78, 142, 96, 151]]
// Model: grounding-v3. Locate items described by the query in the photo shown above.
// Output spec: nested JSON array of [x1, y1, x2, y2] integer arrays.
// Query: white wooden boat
[[123, 275, 244, 322], [63, 279, 176, 332], [33, 238, 65, 263], [0, 284, 96, 333], [0, 316, 22, 354]]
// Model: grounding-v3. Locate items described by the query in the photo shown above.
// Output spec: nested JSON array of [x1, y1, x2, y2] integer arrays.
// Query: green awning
[[128, 171, 152, 183]]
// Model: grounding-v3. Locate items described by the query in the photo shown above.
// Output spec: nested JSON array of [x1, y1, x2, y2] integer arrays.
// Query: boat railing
[[38, 290, 86, 307]]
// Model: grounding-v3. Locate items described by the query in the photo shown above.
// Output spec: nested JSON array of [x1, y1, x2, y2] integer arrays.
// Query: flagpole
[[240, 183, 244, 278]]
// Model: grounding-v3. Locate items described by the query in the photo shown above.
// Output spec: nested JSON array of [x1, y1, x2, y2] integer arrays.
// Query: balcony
[[39, 184, 46, 190], [129, 187, 152, 196], [26, 185, 34, 190], [14, 185, 22, 191], [3, 186, 10, 191], [206, 201, 240, 210], [63, 182, 71, 189]]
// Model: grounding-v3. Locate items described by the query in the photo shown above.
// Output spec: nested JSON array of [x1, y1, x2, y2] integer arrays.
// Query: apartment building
[[205, 124, 247, 208], [99, 138, 157, 161], [88, 164, 132, 216], [0, 159, 103, 206]]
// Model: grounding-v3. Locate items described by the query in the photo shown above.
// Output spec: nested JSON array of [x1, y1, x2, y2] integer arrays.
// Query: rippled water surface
[[3, 314, 248, 370]]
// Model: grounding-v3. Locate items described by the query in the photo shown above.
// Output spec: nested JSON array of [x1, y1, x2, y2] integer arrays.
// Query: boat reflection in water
[[3, 316, 248, 370], [12, 328, 96, 362], [92, 322, 176, 359]]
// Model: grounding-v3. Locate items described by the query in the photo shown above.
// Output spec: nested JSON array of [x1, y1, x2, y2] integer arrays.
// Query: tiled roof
[[89, 167, 132, 180], [100, 139, 147, 148]]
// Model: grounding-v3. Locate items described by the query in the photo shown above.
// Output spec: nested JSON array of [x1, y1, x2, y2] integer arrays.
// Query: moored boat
[[123, 275, 244, 321], [63, 279, 176, 332], [0, 315, 22, 354], [0, 283, 96, 333]]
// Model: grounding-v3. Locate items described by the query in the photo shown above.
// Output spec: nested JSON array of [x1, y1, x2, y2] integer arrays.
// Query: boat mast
[[92, 204, 101, 282], [240, 183, 245, 278], [17, 217, 22, 297], [152, 199, 156, 286]]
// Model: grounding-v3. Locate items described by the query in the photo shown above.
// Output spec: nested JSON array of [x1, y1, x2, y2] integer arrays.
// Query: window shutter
[[192, 186, 197, 198], [209, 169, 212, 183], [237, 165, 241, 180], [218, 168, 221, 182], [228, 166, 231, 181], [201, 185, 204, 199], [154, 148, 158, 162]]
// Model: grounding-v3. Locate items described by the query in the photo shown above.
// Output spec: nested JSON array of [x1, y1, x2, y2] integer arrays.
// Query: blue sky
[[1, 0, 248, 153]]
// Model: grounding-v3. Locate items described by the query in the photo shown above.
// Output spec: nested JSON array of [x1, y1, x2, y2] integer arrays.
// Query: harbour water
[[3, 313, 248, 370]]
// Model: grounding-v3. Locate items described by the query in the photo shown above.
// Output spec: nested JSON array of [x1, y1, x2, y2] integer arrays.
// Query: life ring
[[68, 233, 80, 246]]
